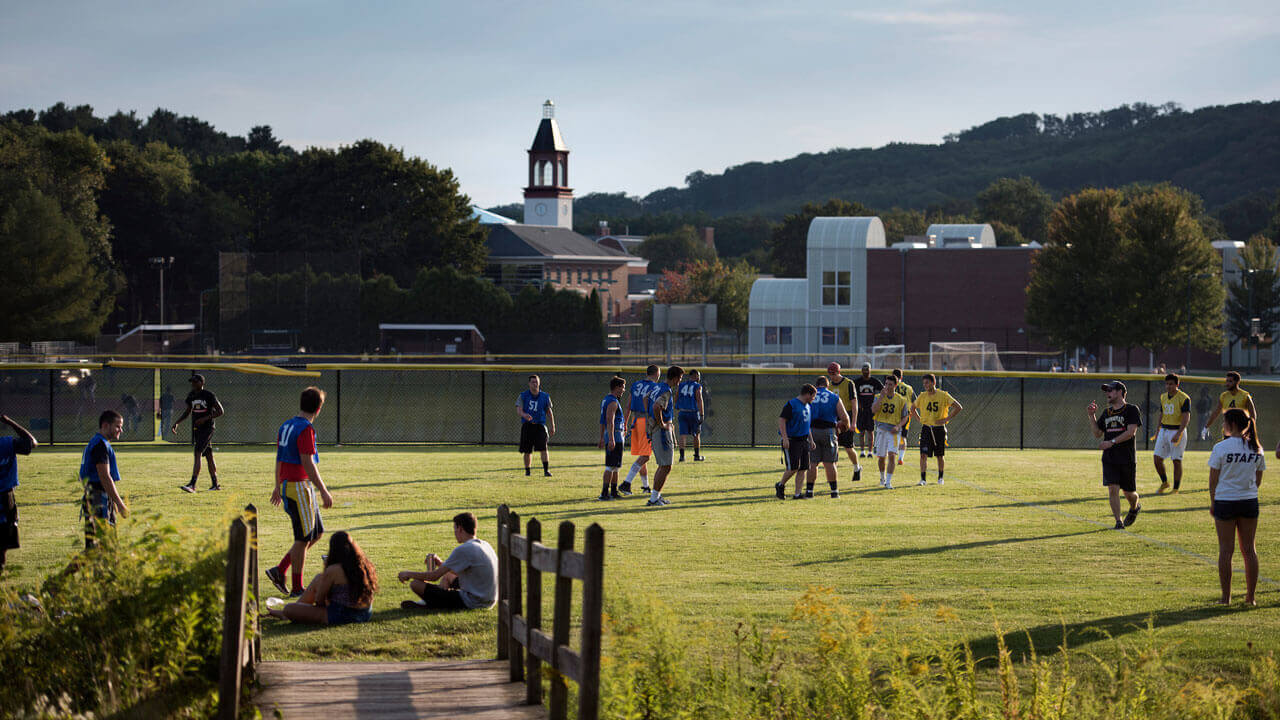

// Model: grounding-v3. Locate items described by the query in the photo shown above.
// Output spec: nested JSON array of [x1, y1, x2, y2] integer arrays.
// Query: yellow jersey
[[829, 376, 858, 415], [872, 393, 907, 425], [1158, 390, 1191, 429], [914, 390, 957, 426], [1219, 389, 1253, 414]]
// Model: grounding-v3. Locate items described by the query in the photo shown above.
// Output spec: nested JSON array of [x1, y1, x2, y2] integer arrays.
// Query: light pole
[[1185, 272, 1211, 371], [148, 257, 174, 324]]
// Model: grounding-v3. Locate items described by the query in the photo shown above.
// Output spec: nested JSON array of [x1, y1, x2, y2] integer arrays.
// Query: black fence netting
[[1, 366, 1271, 452]]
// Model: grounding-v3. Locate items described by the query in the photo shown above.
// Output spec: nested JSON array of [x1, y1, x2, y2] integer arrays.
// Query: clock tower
[[523, 100, 573, 229]]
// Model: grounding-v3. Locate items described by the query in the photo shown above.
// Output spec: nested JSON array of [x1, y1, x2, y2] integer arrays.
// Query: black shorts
[[192, 426, 214, 454], [1213, 498, 1260, 521], [1101, 462, 1136, 492], [855, 410, 875, 434], [519, 423, 548, 454], [782, 438, 810, 471], [0, 489, 18, 551], [604, 443, 623, 470], [919, 426, 947, 457], [837, 429, 856, 448]]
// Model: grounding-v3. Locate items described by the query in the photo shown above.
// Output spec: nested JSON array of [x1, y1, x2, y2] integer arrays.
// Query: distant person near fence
[[517, 375, 555, 477], [911, 373, 961, 486], [854, 364, 883, 459], [826, 363, 863, 484], [676, 369, 705, 462], [1153, 373, 1191, 494], [620, 364, 660, 495], [892, 369, 915, 467], [645, 366, 682, 507], [598, 376, 626, 500], [174, 374, 224, 493], [806, 376, 848, 499], [1089, 381, 1142, 530], [1205, 371, 1257, 439], [775, 384, 816, 500]]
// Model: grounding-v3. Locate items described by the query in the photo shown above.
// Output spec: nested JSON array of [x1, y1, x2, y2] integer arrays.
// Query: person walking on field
[[620, 364, 661, 495], [597, 376, 626, 500], [517, 375, 555, 477], [854, 364, 883, 458], [267, 387, 335, 597], [173, 374, 224, 493], [1088, 381, 1142, 530], [1210, 408, 1263, 605], [805, 377, 849, 498], [645, 365, 683, 507], [0, 415, 37, 572], [910, 373, 962, 486], [826, 363, 863, 483], [80, 410, 129, 549], [1153, 373, 1192, 494], [676, 369, 705, 462], [1205, 371, 1257, 438], [871, 376, 908, 489], [775, 384, 817, 500]]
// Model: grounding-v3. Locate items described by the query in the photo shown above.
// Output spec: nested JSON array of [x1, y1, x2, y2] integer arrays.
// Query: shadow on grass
[[965, 602, 1260, 664], [841, 528, 1105, 561], [337, 477, 474, 490]]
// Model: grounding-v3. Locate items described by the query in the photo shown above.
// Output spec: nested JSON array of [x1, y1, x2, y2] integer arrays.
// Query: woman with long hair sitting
[[1208, 408, 1263, 606], [267, 530, 378, 624]]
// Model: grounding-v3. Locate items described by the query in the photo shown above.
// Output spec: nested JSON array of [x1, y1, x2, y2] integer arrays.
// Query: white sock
[[641, 470, 650, 488], [650, 489, 660, 502], [624, 462, 640, 485], [886, 473, 894, 485]]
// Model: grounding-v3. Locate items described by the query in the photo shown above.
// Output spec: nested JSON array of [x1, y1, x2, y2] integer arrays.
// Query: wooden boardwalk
[[254, 659, 547, 719]]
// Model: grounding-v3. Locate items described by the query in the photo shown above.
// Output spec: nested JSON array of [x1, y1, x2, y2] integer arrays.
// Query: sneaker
[[1157, 482, 1170, 494], [180, 483, 196, 494], [641, 486, 651, 493], [679, 455, 685, 462], [209, 483, 222, 491], [804, 489, 814, 499], [645, 497, 669, 507], [597, 492, 612, 501], [658, 496, 670, 505], [1171, 488, 1180, 494], [775, 482, 786, 500], [878, 477, 886, 487], [610, 488, 622, 499], [695, 455, 705, 461], [884, 480, 894, 490], [918, 478, 928, 486], [793, 492, 805, 500], [401, 599, 429, 610], [1113, 521, 1125, 530], [544, 470, 553, 477], [525, 468, 531, 476], [937, 478, 945, 485], [1124, 504, 1141, 527], [853, 467, 862, 482], [618, 482, 632, 494], [830, 490, 840, 498], [265, 566, 289, 594]]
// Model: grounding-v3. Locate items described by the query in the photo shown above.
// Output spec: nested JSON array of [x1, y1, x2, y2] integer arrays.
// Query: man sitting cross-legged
[[398, 512, 499, 611]]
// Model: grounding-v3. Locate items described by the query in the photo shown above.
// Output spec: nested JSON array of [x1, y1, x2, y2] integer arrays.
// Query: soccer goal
[[929, 341, 1004, 371]]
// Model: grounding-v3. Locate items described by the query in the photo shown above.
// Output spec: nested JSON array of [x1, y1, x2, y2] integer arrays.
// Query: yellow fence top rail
[[106, 360, 321, 378]]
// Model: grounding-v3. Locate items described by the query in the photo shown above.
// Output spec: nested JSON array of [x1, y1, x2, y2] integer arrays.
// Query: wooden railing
[[496, 504, 604, 720], [218, 504, 260, 720]]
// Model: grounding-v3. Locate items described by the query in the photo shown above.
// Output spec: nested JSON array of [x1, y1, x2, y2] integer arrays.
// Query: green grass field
[[1, 443, 1275, 678]]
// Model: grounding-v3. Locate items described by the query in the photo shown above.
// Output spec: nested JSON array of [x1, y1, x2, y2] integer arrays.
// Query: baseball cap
[[827, 362, 841, 373], [190, 373, 205, 384], [1100, 380, 1126, 394], [861, 362, 871, 370]]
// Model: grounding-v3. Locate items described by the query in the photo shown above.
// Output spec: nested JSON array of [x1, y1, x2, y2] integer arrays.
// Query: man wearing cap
[[826, 362, 863, 483], [173, 374, 224, 492], [1088, 381, 1143, 529], [853, 364, 883, 459]]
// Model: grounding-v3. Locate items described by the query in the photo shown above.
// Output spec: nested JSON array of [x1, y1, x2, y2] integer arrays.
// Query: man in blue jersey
[[805, 377, 851, 499], [267, 387, 335, 596], [645, 365, 684, 507], [517, 375, 556, 477], [598, 376, 627, 500], [79, 410, 130, 549], [620, 364, 661, 495], [676, 369, 706, 462], [0, 414, 37, 571], [775, 384, 817, 500]]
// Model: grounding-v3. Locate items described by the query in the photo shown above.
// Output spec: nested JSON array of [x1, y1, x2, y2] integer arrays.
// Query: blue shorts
[[327, 603, 372, 625], [678, 412, 701, 436]]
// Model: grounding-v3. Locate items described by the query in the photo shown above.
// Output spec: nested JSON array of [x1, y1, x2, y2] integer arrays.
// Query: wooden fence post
[[496, 505, 510, 661], [525, 518, 543, 706], [507, 510, 524, 682], [246, 504, 260, 666], [578, 523, 605, 720], [217, 517, 250, 720], [549, 521, 576, 720]]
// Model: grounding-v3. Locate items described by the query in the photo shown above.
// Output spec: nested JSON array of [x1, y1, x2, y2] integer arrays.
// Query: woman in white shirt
[[1207, 408, 1263, 606]]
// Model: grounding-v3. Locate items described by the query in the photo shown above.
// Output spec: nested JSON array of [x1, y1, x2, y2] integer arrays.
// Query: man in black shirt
[[1088, 380, 1142, 529], [853, 363, 883, 459], [172, 374, 224, 492]]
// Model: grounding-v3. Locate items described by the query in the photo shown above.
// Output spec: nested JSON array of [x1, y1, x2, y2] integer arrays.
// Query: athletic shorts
[[282, 482, 324, 543], [1152, 427, 1186, 460], [193, 425, 214, 455], [1213, 498, 1260, 521], [678, 411, 701, 436], [519, 423, 548, 454], [0, 489, 18, 551], [781, 437, 810, 471], [604, 443, 623, 470], [630, 417, 652, 456], [856, 409, 875, 434], [837, 429, 856, 448], [919, 425, 947, 457], [1101, 462, 1136, 493], [811, 427, 838, 465], [873, 425, 900, 458], [650, 427, 675, 467]]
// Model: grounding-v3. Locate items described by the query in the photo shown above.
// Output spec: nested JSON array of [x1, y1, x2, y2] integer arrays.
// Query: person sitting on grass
[[266, 531, 377, 625], [398, 512, 498, 612]]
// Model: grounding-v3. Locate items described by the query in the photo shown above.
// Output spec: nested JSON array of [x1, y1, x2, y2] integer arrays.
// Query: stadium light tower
[[149, 256, 175, 324]]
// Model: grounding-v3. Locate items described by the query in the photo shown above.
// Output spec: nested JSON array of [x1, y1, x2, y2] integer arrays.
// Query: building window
[[822, 327, 850, 345], [779, 327, 793, 345], [553, 267, 561, 283], [822, 327, 835, 345], [765, 327, 779, 345], [821, 270, 851, 306]]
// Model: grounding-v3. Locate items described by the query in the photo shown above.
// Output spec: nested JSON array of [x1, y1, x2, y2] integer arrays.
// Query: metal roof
[[806, 217, 886, 250], [748, 278, 808, 311], [471, 206, 516, 225], [487, 225, 629, 259], [925, 224, 996, 247], [379, 323, 485, 341], [531, 118, 568, 152]]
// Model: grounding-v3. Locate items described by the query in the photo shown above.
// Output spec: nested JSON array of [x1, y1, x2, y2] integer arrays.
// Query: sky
[[3, 1, 1279, 208]]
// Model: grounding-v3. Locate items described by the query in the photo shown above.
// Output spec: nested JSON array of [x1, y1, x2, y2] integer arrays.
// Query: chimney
[[598, 220, 610, 237], [699, 227, 716, 252]]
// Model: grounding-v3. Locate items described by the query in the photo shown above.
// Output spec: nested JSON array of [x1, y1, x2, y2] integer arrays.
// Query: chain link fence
[[0, 365, 1269, 452]]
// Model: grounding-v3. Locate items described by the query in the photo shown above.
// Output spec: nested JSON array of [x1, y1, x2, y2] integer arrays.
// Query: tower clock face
[[534, 202, 547, 217]]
